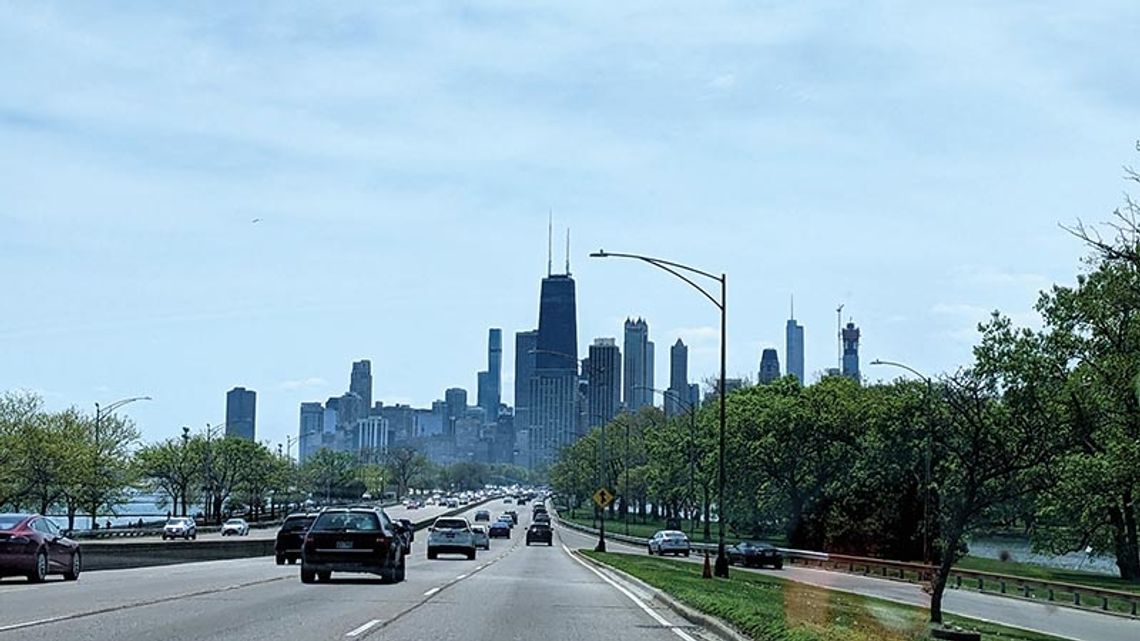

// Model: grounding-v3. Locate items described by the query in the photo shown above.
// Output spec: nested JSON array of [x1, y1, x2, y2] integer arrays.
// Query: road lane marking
[[423, 587, 441, 596], [456, 574, 468, 580], [345, 619, 382, 637], [563, 544, 699, 641]]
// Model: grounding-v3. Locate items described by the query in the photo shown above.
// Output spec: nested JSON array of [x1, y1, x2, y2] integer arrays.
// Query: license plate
[[445, 533, 455, 538], [336, 541, 353, 549]]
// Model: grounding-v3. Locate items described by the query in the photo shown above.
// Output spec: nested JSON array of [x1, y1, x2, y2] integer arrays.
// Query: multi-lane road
[[0, 503, 714, 641]]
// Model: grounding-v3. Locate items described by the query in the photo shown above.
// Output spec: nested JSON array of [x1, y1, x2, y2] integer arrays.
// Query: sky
[[3, 1, 1139, 450]]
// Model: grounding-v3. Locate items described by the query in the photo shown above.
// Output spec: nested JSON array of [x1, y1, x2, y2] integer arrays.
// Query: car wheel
[[547, 541, 553, 547], [28, 550, 48, 583], [317, 570, 331, 582], [683, 550, 690, 557], [466, 549, 476, 560], [774, 561, 783, 570], [647, 545, 653, 555], [191, 533, 197, 540], [427, 549, 437, 560], [161, 535, 167, 541], [288, 557, 297, 565], [300, 567, 316, 583], [64, 551, 82, 581], [276, 555, 285, 566]]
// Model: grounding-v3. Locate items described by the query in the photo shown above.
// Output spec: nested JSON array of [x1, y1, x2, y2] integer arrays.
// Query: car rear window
[[281, 517, 315, 533], [434, 518, 468, 530], [0, 515, 26, 530], [312, 511, 380, 532]]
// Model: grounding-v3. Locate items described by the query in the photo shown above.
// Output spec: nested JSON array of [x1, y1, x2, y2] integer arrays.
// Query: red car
[[0, 513, 82, 582]]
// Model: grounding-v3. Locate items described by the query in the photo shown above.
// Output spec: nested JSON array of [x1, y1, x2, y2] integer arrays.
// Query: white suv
[[162, 517, 197, 541], [427, 517, 476, 560]]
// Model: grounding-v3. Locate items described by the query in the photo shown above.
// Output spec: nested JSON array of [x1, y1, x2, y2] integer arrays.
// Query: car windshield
[[312, 512, 380, 533], [281, 518, 314, 533], [225, 520, 242, 525]]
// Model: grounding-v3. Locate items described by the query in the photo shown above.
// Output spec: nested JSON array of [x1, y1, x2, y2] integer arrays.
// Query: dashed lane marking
[[345, 619, 382, 637]]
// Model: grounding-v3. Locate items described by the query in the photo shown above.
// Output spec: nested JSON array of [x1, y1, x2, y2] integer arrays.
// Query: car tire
[[427, 548, 437, 560], [647, 545, 653, 555], [161, 535, 167, 541], [317, 570, 331, 582], [684, 550, 690, 557], [774, 561, 783, 570], [276, 555, 285, 566], [466, 549, 476, 560], [547, 541, 553, 547], [28, 550, 48, 583], [288, 557, 297, 565], [191, 533, 197, 540], [64, 551, 82, 581], [300, 567, 316, 583]]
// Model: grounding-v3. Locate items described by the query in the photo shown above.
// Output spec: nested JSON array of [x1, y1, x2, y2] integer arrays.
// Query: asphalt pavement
[[554, 523, 1140, 641], [0, 501, 715, 641]]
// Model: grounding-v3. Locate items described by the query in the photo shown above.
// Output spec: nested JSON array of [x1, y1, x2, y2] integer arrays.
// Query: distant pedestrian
[[166, 510, 172, 519], [105, 519, 112, 530]]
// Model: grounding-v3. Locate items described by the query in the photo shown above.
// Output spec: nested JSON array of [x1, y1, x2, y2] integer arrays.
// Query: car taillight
[[7, 535, 30, 544]]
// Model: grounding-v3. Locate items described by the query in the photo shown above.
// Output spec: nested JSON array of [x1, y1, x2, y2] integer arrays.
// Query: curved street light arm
[[591, 251, 723, 310], [870, 359, 930, 383]]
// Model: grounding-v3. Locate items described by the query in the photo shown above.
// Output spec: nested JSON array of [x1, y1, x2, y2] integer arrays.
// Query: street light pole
[[91, 396, 151, 529], [591, 250, 730, 578], [871, 359, 934, 566]]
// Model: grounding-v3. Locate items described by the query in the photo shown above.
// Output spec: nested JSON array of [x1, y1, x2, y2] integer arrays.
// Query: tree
[[0, 392, 43, 509], [81, 410, 140, 529], [135, 437, 200, 517], [385, 447, 428, 499], [300, 449, 358, 502]]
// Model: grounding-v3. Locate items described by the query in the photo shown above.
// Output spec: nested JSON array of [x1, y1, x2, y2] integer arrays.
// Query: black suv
[[525, 522, 553, 546], [300, 508, 410, 583], [275, 513, 317, 565]]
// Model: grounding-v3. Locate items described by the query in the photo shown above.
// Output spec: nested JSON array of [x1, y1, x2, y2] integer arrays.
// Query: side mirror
[[61, 529, 73, 538]]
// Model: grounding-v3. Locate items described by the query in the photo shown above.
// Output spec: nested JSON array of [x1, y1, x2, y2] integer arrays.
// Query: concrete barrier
[[80, 498, 497, 572]]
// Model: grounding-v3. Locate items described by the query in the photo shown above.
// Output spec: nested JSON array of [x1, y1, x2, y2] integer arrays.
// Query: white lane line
[[345, 619, 382, 637], [476, 565, 486, 570], [423, 587, 441, 596], [0, 615, 70, 633], [456, 574, 468, 580], [563, 544, 699, 641]]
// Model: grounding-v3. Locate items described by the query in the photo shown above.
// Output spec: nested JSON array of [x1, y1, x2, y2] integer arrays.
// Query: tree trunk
[[929, 528, 962, 624], [1110, 492, 1140, 581]]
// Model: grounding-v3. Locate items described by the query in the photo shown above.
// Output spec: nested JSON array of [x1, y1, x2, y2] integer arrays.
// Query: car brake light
[[8, 535, 30, 544]]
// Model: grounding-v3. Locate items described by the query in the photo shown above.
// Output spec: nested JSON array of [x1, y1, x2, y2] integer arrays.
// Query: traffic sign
[[592, 487, 615, 509]]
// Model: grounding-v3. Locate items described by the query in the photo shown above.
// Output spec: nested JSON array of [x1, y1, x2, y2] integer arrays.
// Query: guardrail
[[552, 509, 1139, 619]]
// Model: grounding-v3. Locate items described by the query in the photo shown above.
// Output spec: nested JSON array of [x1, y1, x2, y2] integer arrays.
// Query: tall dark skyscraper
[[477, 328, 502, 425], [842, 321, 861, 383], [667, 338, 689, 417], [786, 298, 805, 383], [623, 318, 653, 411], [758, 348, 781, 384], [529, 266, 579, 468], [350, 360, 373, 413], [225, 387, 256, 440], [298, 402, 323, 462], [586, 338, 621, 428]]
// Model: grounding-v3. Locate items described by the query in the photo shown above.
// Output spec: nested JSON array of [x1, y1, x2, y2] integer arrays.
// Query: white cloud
[[709, 73, 736, 90], [950, 265, 1053, 291]]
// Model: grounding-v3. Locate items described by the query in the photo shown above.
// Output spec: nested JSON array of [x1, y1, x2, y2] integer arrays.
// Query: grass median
[[580, 550, 1067, 641]]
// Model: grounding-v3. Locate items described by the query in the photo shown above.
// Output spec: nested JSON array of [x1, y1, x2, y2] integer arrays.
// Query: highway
[[0, 502, 715, 641], [554, 524, 1140, 641]]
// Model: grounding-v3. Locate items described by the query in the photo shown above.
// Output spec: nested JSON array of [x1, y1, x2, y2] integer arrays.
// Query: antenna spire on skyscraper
[[565, 228, 571, 275], [790, 293, 795, 319], [547, 209, 553, 277]]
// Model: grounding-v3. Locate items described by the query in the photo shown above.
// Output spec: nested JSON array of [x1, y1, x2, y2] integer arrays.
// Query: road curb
[[572, 549, 752, 641]]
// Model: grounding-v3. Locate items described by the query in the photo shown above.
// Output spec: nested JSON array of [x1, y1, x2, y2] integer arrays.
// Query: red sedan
[[0, 513, 82, 582]]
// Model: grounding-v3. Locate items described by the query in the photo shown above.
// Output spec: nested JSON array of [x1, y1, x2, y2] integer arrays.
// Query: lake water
[[44, 493, 203, 530], [967, 536, 1119, 576]]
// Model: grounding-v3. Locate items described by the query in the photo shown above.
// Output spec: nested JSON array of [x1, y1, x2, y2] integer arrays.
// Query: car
[[221, 518, 249, 536], [648, 530, 691, 556], [275, 513, 317, 565], [503, 497, 513, 504], [525, 523, 553, 546], [474, 510, 491, 522], [727, 541, 784, 569], [498, 513, 516, 528], [0, 513, 82, 582], [504, 510, 518, 524], [488, 521, 511, 539], [404, 499, 421, 509], [534, 512, 551, 525], [427, 517, 477, 559], [470, 525, 490, 550], [517, 497, 529, 506], [162, 517, 197, 541], [300, 507, 408, 583], [446, 498, 460, 509], [533, 504, 547, 514]]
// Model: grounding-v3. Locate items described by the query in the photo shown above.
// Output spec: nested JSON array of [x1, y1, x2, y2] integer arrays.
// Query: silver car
[[162, 517, 197, 541], [648, 530, 690, 556], [221, 518, 249, 536], [470, 524, 490, 550]]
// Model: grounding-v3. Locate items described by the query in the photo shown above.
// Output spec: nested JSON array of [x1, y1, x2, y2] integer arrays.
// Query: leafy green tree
[[135, 436, 200, 517], [300, 448, 358, 502], [385, 446, 429, 499]]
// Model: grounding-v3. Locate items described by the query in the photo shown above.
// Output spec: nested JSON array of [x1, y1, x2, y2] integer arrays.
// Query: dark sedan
[[727, 541, 784, 569], [488, 521, 511, 539], [0, 514, 82, 582], [275, 513, 317, 565], [300, 508, 408, 583]]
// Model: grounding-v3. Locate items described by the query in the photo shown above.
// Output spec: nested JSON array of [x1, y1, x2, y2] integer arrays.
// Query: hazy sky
[[3, 2, 1138, 449]]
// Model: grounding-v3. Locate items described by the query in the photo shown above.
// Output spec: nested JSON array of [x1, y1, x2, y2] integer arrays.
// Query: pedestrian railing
[[552, 510, 1140, 619]]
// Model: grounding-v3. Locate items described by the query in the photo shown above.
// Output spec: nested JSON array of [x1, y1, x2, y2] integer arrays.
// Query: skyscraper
[[350, 360, 372, 412], [514, 329, 538, 463], [444, 387, 467, 437], [477, 328, 502, 425], [298, 402, 323, 463], [529, 269, 579, 468], [842, 321, 861, 383], [758, 348, 781, 384], [623, 318, 653, 411], [587, 338, 621, 428], [224, 387, 256, 440], [786, 299, 805, 383], [667, 338, 689, 417]]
